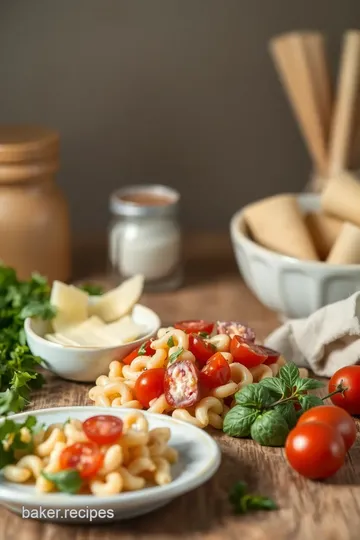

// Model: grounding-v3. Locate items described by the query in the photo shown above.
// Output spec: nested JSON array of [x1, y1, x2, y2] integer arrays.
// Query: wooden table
[[1, 236, 360, 540]]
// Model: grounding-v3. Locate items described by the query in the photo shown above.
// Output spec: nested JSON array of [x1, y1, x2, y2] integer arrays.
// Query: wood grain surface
[[1, 236, 360, 540]]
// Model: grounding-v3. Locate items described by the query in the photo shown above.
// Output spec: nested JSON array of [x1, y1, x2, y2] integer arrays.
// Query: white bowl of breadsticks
[[24, 275, 161, 382], [230, 173, 360, 319]]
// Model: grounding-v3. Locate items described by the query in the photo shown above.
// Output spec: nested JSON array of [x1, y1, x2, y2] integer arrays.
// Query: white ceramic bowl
[[24, 304, 161, 382], [230, 193, 360, 319], [0, 407, 221, 523]]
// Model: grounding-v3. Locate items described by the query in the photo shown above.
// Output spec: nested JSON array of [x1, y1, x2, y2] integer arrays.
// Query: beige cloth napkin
[[264, 292, 360, 377]]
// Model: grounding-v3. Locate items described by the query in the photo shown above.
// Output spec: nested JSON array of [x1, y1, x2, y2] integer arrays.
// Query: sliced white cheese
[[89, 274, 144, 323], [50, 281, 89, 332], [45, 333, 81, 347], [61, 326, 112, 347], [100, 318, 146, 344]]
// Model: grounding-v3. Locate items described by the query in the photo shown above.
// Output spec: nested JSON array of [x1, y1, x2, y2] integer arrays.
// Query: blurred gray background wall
[[1, 0, 360, 236]]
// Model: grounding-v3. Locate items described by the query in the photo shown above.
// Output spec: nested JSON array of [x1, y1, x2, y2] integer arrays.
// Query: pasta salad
[[89, 320, 309, 429], [0, 412, 178, 496]]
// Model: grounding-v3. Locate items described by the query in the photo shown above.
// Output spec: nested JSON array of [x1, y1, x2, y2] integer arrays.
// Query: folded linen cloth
[[264, 292, 360, 378]]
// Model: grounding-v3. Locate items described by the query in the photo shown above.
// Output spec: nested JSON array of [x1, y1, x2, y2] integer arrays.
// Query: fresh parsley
[[223, 362, 341, 447], [0, 266, 56, 415], [42, 469, 82, 494], [167, 336, 175, 347], [229, 481, 277, 514], [78, 283, 104, 296], [138, 342, 148, 356]]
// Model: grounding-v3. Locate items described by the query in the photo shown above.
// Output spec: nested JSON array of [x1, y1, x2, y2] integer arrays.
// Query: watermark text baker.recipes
[[22, 506, 114, 521]]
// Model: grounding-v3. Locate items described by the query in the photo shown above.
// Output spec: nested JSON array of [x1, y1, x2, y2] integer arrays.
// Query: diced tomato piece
[[122, 339, 154, 365], [174, 320, 214, 335], [188, 333, 216, 367], [59, 442, 103, 479], [230, 336, 268, 368], [200, 352, 231, 389]]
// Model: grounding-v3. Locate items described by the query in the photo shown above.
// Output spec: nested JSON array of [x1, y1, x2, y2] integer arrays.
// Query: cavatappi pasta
[[88, 326, 308, 430], [2, 412, 178, 496]]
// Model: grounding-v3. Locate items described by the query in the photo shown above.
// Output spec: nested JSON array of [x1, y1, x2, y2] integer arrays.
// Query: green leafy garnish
[[168, 347, 184, 364], [78, 283, 104, 296], [138, 342, 148, 356], [222, 361, 344, 447], [42, 469, 82, 494], [0, 415, 39, 468], [167, 336, 175, 347], [0, 266, 55, 415], [229, 481, 277, 514], [198, 332, 210, 338]]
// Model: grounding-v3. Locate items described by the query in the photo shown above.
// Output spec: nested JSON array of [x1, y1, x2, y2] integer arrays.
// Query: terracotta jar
[[0, 125, 71, 282]]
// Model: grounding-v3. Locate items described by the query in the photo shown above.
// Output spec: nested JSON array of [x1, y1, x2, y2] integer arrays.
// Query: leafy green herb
[[229, 481, 277, 514], [168, 347, 184, 364], [78, 283, 104, 296], [234, 384, 272, 409], [167, 336, 175, 347], [42, 469, 82, 494], [198, 332, 210, 338], [222, 361, 344, 447], [137, 342, 148, 356], [223, 406, 260, 437], [250, 410, 289, 447], [0, 266, 55, 415], [0, 415, 39, 468]]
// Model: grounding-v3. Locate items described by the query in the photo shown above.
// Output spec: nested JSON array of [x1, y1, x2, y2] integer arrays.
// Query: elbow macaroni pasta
[[88, 326, 309, 431], [3, 411, 178, 497]]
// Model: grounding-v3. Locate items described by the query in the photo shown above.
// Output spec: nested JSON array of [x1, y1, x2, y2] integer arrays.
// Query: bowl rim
[[230, 193, 360, 272], [24, 303, 161, 352]]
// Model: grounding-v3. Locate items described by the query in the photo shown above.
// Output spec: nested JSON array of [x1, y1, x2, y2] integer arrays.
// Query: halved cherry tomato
[[285, 422, 346, 479], [122, 340, 154, 365], [83, 415, 123, 446], [188, 333, 216, 367], [174, 320, 214, 335], [297, 405, 356, 451], [261, 346, 281, 365], [230, 336, 268, 368], [329, 365, 360, 415], [59, 442, 103, 479], [164, 359, 201, 407], [134, 367, 165, 408], [200, 352, 231, 389]]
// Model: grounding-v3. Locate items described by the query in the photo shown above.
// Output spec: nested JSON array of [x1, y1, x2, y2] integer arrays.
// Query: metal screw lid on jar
[[110, 185, 180, 218]]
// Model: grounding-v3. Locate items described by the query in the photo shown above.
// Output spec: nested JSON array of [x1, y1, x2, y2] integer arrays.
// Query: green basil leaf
[[42, 469, 82, 494], [295, 377, 324, 393], [168, 347, 184, 364], [298, 394, 323, 411], [199, 332, 210, 338], [235, 383, 272, 409], [250, 410, 289, 447], [258, 377, 287, 398], [274, 402, 297, 429], [167, 336, 175, 347], [223, 406, 260, 437], [229, 481, 277, 514], [278, 362, 300, 389], [229, 481, 248, 505]]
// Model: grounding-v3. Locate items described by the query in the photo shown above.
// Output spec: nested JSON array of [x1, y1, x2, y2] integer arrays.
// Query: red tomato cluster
[[59, 415, 124, 479], [285, 405, 356, 479]]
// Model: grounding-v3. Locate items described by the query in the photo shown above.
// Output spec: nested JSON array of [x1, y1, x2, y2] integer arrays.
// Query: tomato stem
[[321, 383, 348, 402]]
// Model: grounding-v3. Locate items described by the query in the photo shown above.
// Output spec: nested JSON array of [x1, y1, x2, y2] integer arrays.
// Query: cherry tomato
[[122, 340, 154, 365], [59, 442, 103, 479], [297, 405, 356, 451], [230, 336, 268, 368], [329, 365, 360, 415], [164, 359, 201, 407], [261, 346, 281, 365], [174, 320, 214, 335], [188, 333, 216, 367], [285, 422, 346, 479], [134, 367, 165, 408], [200, 352, 231, 389], [83, 415, 124, 446]]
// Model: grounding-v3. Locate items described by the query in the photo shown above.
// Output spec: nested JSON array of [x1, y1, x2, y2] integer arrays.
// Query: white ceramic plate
[[0, 407, 221, 523]]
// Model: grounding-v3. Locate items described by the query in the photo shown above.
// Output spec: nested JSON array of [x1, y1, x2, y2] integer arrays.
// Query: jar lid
[[0, 125, 59, 164], [110, 184, 180, 218]]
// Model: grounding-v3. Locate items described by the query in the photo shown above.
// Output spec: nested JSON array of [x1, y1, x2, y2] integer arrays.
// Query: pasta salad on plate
[[89, 320, 308, 430]]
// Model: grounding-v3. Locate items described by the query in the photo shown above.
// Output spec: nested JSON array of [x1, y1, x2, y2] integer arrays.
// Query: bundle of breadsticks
[[242, 30, 360, 265]]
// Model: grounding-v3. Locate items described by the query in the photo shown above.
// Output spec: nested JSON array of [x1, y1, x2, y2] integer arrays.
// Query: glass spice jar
[[108, 184, 182, 291], [0, 125, 71, 282]]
